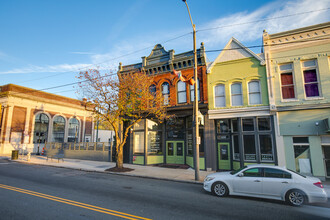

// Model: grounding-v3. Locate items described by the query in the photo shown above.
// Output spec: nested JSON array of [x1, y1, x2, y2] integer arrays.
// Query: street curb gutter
[[10, 159, 204, 185]]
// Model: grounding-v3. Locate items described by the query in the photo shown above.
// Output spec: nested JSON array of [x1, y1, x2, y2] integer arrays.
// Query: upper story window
[[214, 84, 225, 107], [149, 84, 156, 95], [190, 79, 200, 102], [279, 63, 295, 99], [302, 60, 320, 98], [177, 81, 187, 104], [231, 83, 243, 106], [248, 81, 261, 105], [162, 82, 169, 105]]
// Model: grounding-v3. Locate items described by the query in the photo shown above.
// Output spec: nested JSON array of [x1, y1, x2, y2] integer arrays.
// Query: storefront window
[[243, 135, 256, 161], [259, 135, 273, 161], [217, 119, 230, 133], [233, 135, 240, 160], [147, 120, 162, 155], [68, 118, 79, 142], [293, 137, 311, 174], [166, 118, 184, 139], [52, 116, 65, 142], [133, 131, 144, 155], [187, 130, 193, 156], [33, 113, 49, 143], [232, 119, 238, 132], [258, 118, 271, 131], [243, 118, 254, 131]]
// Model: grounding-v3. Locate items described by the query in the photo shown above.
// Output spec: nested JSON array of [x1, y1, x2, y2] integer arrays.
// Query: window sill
[[280, 99, 299, 103], [304, 97, 324, 101]]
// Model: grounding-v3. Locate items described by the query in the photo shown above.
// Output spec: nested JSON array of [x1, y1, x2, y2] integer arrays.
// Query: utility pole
[[182, 0, 200, 181]]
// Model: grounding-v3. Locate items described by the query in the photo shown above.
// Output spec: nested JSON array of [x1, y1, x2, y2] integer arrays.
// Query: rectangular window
[[280, 63, 295, 99], [233, 135, 240, 160], [243, 118, 254, 131], [248, 81, 261, 105], [147, 131, 162, 155], [133, 131, 144, 155], [214, 84, 225, 107], [190, 79, 200, 102], [259, 135, 273, 161], [177, 81, 187, 103], [231, 83, 243, 106], [302, 60, 320, 97], [258, 117, 271, 131], [243, 135, 256, 161]]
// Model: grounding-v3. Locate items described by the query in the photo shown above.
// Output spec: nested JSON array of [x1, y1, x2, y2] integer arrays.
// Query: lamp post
[[182, 0, 200, 181]]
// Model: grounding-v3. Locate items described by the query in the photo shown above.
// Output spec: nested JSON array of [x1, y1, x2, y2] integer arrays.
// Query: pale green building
[[263, 22, 330, 180]]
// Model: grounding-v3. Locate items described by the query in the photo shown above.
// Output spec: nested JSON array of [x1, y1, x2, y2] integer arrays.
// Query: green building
[[207, 37, 276, 171], [263, 22, 330, 180]]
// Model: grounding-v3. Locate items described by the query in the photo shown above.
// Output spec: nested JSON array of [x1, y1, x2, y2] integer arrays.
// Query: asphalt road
[[0, 158, 329, 220]]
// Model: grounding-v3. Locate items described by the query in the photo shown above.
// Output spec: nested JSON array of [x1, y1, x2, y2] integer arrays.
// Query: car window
[[264, 168, 292, 179], [230, 166, 247, 175], [243, 168, 262, 177]]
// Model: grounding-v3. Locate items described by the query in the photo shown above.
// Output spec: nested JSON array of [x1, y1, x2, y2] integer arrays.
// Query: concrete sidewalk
[[4, 155, 214, 184], [2, 155, 330, 199]]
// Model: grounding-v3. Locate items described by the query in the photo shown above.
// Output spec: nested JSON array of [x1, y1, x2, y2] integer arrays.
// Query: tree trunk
[[116, 144, 124, 169]]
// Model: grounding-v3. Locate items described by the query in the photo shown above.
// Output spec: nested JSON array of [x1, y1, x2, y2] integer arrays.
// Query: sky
[[0, 0, 329, 99]]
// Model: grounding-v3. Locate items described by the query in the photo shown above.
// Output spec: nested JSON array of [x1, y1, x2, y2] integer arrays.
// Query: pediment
[[147, 44, 169, 59]]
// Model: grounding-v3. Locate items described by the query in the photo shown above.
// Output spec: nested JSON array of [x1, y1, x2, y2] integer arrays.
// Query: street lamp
[[182, 0, 200, 181]]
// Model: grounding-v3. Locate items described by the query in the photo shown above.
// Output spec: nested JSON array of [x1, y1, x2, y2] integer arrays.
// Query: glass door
[[218, 143, 231, 170], [166, 141, 184, 164], [323, 146, 330, 178]]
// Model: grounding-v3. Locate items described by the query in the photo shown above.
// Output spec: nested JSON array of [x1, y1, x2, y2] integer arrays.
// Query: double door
[[166, 141, 184, 164]]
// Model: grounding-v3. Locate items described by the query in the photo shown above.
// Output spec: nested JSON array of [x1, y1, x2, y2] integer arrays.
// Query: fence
[[44, 142, 115, 162]]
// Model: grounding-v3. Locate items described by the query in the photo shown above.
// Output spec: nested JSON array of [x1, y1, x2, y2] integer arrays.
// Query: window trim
[[230, 82, 243, 106], [214, 84, 226, 108], [279, 63, 296, 101], [177, 81, 187, 104], [248, 80, 262, 105], [301, 59, 322, 99], [190, 78, 200, 103]]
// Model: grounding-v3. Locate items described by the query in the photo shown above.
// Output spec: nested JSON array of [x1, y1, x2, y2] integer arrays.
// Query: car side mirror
[[238, 173, 244, 177]]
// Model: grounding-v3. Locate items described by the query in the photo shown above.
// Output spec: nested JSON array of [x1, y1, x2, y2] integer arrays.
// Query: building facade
[[0, 84, 94, 154], [263, 22, 330, 180], [118, 43, 213, 169], [207, 38, 275, 171]]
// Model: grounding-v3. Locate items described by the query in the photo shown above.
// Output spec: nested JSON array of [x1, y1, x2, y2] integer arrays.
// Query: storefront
[[214, 116, 277, 171]]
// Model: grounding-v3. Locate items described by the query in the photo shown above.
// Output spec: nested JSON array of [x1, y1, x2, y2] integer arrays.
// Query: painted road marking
[[0, 184, 151, 220]]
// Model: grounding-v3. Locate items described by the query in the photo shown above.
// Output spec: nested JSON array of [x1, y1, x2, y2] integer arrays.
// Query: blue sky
[[1, 0, 329, 99]]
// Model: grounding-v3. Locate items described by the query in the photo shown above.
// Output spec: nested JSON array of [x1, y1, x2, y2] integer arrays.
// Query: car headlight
[[204, 177, 215, 182]]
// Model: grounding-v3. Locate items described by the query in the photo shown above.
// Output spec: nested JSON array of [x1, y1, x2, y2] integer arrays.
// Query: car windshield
[[288, 169, 306, 178], [230, 166, 247, 175]]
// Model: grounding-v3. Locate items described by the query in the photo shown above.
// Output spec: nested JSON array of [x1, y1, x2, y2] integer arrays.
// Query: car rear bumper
[[308, 191, 328, 203]]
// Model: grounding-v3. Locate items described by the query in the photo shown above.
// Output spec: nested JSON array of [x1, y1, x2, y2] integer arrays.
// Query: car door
[[232, 168, 263, 195], [262, 168, 293, 198]]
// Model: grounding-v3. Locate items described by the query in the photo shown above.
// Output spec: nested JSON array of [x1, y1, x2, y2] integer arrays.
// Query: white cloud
[[198, 0, 330, 47]]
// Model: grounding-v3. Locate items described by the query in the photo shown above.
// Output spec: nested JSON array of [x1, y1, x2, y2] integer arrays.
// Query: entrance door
[[218, 143, 231, 170], [323, 146, 330, 178], [166, 141, 184, 164]]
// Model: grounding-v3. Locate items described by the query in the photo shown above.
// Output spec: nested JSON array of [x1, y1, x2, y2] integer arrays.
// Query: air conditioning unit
[[323, 118, 330, 133]]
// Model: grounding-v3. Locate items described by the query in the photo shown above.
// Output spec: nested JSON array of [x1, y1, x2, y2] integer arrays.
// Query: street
[[0, 158, 329, 220]]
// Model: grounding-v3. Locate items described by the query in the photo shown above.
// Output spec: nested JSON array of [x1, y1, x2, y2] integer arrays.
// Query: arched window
[[190, 78, 200, 102], [177, 81, 187, 103], [162, 82, 170, 105], [231, 83, 243, 106], [248, 81, 262, 105], [33, 113, 49, 143], [149, 84, 156, 95], [52, 116, 65, 142], [214, 84, 225, 107], [68, 118, 79, 142]]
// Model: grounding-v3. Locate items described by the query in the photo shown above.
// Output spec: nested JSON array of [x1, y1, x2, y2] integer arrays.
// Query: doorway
[[166, 141, 184, 164], [323, 146, 330, 178], [218, 143, 231, 170]]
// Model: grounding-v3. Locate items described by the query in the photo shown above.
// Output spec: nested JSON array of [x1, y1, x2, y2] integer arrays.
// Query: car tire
[[212, 181, 229, 197], [285, 189, 306, 206]]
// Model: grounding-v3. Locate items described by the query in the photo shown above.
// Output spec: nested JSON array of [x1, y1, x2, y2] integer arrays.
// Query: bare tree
[[78, 69, 168, 169]]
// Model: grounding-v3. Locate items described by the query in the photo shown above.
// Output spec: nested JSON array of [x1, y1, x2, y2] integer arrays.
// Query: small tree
[[78, 69, 168, 169]]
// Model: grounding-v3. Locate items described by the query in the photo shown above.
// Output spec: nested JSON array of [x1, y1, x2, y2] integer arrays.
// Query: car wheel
[[212, 182, 229, 197], [286, 189, 305, 206]]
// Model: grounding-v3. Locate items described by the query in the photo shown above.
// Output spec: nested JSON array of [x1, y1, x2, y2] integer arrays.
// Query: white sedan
[[203, 165, 327, 206]]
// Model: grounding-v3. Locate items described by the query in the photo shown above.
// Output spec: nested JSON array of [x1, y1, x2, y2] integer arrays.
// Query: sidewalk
[[3, 155, 214, 184]]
